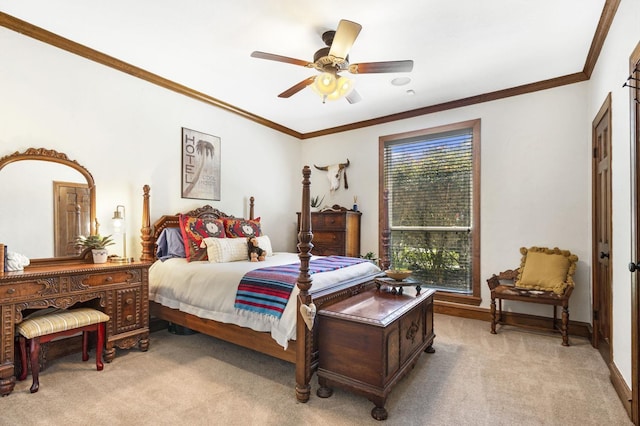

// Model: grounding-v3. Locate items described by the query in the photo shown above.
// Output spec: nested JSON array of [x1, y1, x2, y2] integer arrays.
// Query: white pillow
[[200, 237, 248, 263], [255, 235, 273, 257]]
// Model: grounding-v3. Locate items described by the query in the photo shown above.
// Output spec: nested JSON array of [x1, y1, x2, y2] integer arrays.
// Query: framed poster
[[181, 127, 221, 200]]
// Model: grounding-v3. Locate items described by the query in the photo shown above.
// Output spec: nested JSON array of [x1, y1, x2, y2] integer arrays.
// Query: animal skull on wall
[[314, 159, 350, 192]]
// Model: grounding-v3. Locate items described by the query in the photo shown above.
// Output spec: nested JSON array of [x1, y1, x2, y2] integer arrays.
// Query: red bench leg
[[82, 331, 90, 362], [96, 322, 105, 371], [18, 336, 28, 381], [29, 338, 41, 393]]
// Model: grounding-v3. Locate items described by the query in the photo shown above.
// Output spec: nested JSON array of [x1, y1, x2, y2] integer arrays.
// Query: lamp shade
[[112, 206, 125, 232], [325, 76, 355, 101], [312, 72, 338, 95], [111, 205, 127, 260]]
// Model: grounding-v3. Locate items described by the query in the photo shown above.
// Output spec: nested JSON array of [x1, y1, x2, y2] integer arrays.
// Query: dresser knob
[[105, 276, 113, 282], [7, 288, 15, 295], [126, 315, 134, 322], [125, 298, 134, 305]]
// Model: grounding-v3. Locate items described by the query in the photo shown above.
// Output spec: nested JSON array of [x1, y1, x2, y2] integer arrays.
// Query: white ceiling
[[1, 0, 606, 135]]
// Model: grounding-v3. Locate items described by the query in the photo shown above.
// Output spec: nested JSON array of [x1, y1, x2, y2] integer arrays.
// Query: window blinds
[[383, 128, 473, 292]]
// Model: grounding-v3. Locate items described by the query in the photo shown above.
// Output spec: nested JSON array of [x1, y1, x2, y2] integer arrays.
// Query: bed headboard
[[139, 184, 255, 262]]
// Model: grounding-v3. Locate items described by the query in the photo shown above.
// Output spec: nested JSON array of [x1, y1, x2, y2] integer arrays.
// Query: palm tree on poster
[[183, 139, 214, 197]]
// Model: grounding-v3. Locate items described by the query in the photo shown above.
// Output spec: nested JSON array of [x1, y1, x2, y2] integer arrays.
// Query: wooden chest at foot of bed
[[316, 286, 435, 420]]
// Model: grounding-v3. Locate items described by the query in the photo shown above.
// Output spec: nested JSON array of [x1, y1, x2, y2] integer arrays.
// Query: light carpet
[[2, 314, 632, 425]]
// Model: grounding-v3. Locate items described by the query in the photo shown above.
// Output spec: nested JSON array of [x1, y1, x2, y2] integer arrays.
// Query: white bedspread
[[149, 253, 381, 349]]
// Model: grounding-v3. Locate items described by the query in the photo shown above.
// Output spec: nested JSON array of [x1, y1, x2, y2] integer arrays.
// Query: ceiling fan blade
[[278, 76, 316, 98], [328, 20, 362, 60], [345, 89, 362, 104], [349, 60, 414, 74], [251, 51, 312, 67]]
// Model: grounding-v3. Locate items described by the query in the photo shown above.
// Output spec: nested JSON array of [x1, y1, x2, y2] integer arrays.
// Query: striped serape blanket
[[234, 256, 366, 320]]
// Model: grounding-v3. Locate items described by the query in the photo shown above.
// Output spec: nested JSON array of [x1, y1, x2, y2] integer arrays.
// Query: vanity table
[[0, 147, 150, 396], [0, 260, 150, 396]]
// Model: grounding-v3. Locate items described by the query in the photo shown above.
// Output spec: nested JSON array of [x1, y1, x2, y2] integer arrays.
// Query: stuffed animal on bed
[[247, 236, 266, 262]]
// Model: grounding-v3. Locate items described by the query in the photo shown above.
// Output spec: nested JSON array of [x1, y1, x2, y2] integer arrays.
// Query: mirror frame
[[0, 147, 96, 266]]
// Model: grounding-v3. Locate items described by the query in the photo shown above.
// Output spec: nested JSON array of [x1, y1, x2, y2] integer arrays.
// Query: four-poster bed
[[139, 166, 388, 402]]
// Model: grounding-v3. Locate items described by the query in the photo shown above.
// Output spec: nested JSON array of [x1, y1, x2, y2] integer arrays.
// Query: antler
[[314, 164, 328, 171]]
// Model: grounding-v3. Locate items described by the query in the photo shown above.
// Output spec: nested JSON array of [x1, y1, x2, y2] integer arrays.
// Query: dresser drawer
[[312, 232, 345, 256], [298, 210, 360, 257], [0, 279, 57, 300], [82, 269, 140, 287], [312, 213, 346, 230], [312, 231, 345, 246]]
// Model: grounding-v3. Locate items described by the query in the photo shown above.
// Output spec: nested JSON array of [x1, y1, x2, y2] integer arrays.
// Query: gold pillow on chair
[[515, 247, 578, 295]]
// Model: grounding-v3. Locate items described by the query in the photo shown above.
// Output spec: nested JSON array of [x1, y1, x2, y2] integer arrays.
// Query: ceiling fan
[[250, 19, 413, 104]]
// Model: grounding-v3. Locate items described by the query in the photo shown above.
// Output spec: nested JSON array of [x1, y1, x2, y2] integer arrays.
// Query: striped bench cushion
[[16, 308, 110, 339]]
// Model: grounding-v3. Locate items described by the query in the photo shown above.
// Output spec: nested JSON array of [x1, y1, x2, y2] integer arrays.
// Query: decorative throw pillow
[[515, 246, 578, 295], [155, 227, 186, 261], [200, 236, 249, 263], [179, 214, 226, 261], [255, 235, 273, 257], [224, 218, 261, 238]]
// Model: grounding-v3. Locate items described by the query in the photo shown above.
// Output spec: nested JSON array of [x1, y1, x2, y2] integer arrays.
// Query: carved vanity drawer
[[0, 279, 57, 300], [114, 285, 143, 333], [82, 270, 140, 287]]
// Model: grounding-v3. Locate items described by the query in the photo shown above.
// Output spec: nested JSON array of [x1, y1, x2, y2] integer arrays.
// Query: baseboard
[[609, 360, 632, 419], [433, 300, 591, 340]]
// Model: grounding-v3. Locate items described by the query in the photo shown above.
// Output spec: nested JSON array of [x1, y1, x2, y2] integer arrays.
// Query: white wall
[[586, 0, 640, 388], [0, 26, 302, 259], [1, 1, 638, 391], [302, 83, 592, 322]]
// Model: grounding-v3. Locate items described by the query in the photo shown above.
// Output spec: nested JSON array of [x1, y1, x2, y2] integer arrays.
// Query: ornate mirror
[[0, 148, 96, 265]]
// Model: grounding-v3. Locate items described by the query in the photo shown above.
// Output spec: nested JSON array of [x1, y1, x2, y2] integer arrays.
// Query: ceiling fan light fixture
[[326, 76, 355, 101], [312, 72, 338, 95], [311, 73, 354, 103]]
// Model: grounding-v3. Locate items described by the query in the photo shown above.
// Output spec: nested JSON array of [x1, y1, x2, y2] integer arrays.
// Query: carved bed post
[[295, 166, 313, 403], [140, 185, 153, 262], [380, 189, 391, 271], [249, 196, 255, 220]]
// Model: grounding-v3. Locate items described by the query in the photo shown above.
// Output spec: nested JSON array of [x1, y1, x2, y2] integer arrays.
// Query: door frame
[[592, 93, 612, 361], [630, 41, 640, 425]]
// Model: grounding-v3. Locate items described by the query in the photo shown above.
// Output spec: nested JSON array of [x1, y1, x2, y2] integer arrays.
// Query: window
[[379, 119, 481, 304]]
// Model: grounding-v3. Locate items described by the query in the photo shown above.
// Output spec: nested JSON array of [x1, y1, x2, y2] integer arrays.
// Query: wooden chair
[[16, 307, 109, 393], [487, 247, 578, 346]]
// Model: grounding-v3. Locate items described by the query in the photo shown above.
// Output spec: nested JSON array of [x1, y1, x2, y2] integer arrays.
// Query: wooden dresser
[[317, 286, 435, 420], [0, 261, 150, 396], [297, 210, 361, 257]]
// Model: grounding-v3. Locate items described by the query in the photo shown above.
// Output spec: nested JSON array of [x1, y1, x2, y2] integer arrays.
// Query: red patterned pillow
[[224, 218, 261, 238], [179, 214, 226, 261]]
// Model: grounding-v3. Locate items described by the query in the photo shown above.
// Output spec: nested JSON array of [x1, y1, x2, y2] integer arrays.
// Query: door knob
[[599, 252, 610, 259], [629, 262, 640, 272]]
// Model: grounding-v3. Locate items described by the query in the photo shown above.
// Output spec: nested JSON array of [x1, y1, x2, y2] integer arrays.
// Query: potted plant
[[360, 251, 378, 266], [310, 195, 325, 212], [75, 234, 115, 264]]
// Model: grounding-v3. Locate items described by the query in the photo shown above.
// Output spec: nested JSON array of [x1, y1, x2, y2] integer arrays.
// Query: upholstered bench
[[16, 307, 110, 393]]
